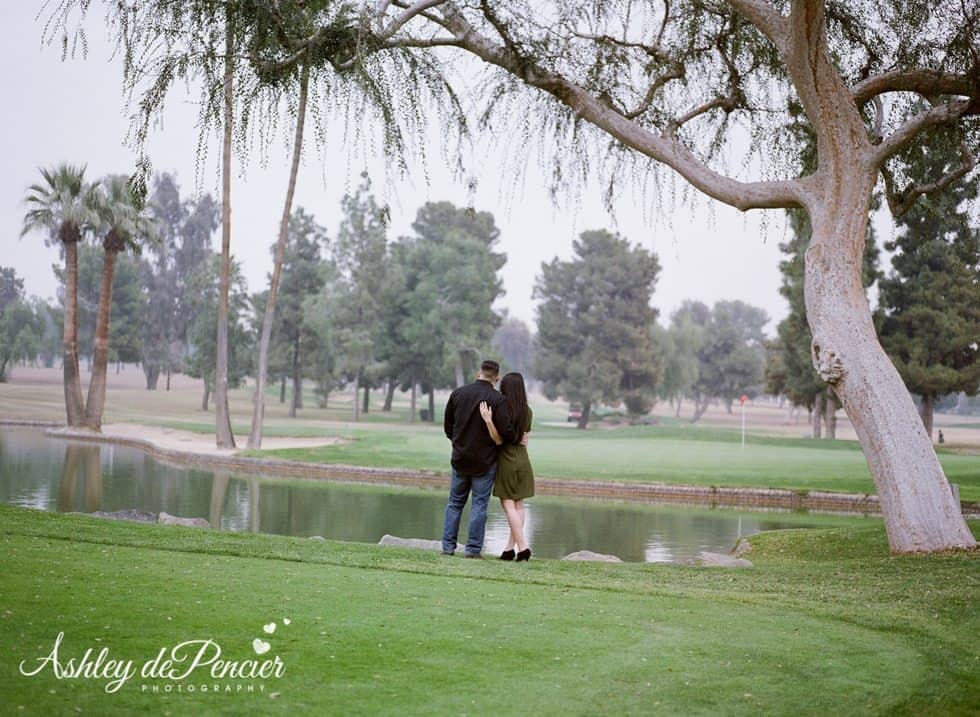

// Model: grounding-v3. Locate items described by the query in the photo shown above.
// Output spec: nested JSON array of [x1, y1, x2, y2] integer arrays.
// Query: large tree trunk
[[409, 373, 417, 423], [805, 191, 975, 552], [454, 353, 465, 388], [352, 368, 361, 422], [202, 383, 211, 412], [166, 369, 171, 392], [248, 64, 310, 449], [674, 397, 682, 418], [576, 399, 591, 430], [289, 340, 301, 418], [689, 395, 710, 424], [382, 379, 396, 412], [363, 385, 370, 415], [812, 393, 824, 439], [823, 393, 838, 440], [213, 5, 236, 449], [919, 394, 934, 441], [84, 245, 119, 431], [144, 363, 160, 390], [428, 387, 434, 422], [280, 374, 287, 404], [61, 238, 86, 426]]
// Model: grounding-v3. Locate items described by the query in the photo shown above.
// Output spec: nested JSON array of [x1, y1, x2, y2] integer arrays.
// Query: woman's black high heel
[[516, 548, 531, 562], [499, 550, 516, 561]]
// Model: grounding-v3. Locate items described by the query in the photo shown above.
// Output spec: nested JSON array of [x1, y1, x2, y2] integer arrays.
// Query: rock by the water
[[732, 538, 753, 558], [698, 551, 753, 568], [378, 535, 443, 551], [561, 550, 623, 563], [84, 510, 157, 524], [157, 512, 210, 529]]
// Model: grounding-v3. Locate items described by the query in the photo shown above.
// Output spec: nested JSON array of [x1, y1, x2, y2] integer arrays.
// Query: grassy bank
[[247, 424, 980, 501], [0, 505, 977, 715]]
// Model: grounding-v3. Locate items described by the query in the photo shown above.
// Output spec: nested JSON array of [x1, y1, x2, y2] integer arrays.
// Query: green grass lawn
[[0, 505, 977, 716], [244, 424, 980, 501]]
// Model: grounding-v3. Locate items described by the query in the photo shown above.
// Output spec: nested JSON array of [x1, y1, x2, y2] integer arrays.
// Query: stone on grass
[[378, 535, 443, 551], [308, 535, 326, 541], [157, 512, 210, 529], [561, 550, 623, 563], [698, 551, 753, 568]]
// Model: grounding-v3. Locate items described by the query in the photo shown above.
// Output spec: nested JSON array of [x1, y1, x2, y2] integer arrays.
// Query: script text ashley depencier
[[19, 632, 286, 694]]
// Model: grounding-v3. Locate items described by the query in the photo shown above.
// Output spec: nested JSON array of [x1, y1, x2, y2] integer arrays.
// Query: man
[[441, 359, 517, 557]]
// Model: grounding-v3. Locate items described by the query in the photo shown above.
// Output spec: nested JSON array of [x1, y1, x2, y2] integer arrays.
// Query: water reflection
[[0, 427, 878, 563]]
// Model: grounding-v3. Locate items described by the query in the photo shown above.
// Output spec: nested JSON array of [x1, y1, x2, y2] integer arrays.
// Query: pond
[[0, 427, 878, 563]]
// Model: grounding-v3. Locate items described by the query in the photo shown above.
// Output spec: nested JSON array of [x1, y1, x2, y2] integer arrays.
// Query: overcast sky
[[0, 4, 889, 333]]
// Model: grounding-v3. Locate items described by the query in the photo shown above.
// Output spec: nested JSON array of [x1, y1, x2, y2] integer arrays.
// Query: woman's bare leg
[[500, 498, 528, 552], [515, 500, 527, 546]]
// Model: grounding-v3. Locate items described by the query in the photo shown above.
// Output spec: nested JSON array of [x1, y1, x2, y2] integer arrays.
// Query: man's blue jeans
[[442, 464, 497, 556]]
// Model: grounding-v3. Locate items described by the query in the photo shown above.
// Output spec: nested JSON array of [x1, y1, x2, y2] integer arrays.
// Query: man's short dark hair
[[479, 360, 500, 377]]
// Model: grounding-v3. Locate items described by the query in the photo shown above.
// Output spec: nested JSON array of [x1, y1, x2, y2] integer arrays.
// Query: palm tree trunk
[[84, 245, 118, 430], [214, 5, 236, 449], [62, 239, 86, 426], [248, 63, 310, 449]]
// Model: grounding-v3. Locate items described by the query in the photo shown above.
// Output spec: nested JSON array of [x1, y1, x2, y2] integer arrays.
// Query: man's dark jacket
[[443, 379, 517, 476]]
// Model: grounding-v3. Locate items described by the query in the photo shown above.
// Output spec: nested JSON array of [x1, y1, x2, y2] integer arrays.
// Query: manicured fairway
[[1, 505, 977, 715], [249, 424, 980, 500]]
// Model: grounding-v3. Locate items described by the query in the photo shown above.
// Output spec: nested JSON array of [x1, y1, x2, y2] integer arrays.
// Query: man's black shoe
[[464, 553, 482, 559]]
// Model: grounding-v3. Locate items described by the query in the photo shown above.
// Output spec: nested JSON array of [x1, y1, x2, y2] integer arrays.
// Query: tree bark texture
[[805, 186, 974, 551], [83, 244, 119, 431], [62, 239, 86, 426]]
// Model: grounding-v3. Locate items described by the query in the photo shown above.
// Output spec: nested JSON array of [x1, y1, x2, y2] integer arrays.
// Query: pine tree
[[879, 140, 980, 439]]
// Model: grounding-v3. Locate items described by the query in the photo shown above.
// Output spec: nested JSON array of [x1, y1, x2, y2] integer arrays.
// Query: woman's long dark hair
[[499, 372, 528, 444]]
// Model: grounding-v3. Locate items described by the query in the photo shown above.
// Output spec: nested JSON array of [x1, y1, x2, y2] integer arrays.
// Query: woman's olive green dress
[[493, 408, 534, 500]]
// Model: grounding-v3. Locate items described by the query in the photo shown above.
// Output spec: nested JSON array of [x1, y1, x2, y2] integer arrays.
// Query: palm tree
[[21, 164, 99, 426], [84, 176, 156, 431]]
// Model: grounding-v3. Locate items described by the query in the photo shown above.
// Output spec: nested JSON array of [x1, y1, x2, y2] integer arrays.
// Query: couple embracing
[[441, 359, 535, 561]]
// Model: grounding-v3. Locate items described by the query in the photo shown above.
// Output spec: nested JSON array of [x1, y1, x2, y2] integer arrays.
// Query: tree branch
[[852, 69, 976, 106], [723, 0, 789, 53], [378, 0, 448, 41], [881, 142, 977, 217], [435, 3, 804, 211], [871, 98, 975, 168]]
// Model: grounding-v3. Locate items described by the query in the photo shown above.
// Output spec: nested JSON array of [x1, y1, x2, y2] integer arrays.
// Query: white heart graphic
[[253, 638, 271, 655], [283, 618, 291, 626], [263, 622, 276, 634]]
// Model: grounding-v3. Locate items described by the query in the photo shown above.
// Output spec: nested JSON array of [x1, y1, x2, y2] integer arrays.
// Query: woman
[[479, 372, 534, 561]]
